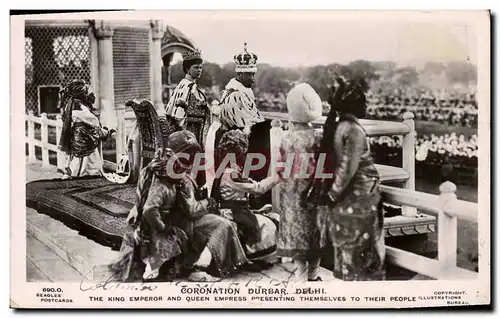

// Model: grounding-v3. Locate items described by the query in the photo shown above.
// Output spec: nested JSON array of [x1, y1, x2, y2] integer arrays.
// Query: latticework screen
[[112, 27, 151, 108], [25, 24, 91, 115]]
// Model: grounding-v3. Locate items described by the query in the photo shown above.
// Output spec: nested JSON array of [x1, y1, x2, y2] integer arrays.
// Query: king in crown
[[234, 42, 258, 73], [217, 42, 263, 130], [204, 42, 265, 199]]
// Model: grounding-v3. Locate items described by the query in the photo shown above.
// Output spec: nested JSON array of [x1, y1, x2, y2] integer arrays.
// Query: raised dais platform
[[27, 201, 434, 283], [26, 177, 132, 250]]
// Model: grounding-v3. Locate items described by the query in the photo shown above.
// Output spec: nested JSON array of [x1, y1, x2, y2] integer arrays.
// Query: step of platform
[[26, 232, 85, 282], [26, 207, 120, 281], [27, 206, 435, 283], [27, 207, 338, 283]]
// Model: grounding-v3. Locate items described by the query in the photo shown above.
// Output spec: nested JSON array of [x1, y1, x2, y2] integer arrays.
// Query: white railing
[[25, 111, 122, 172], [25, 111, 67, 171], [382, 181, 478, 280], [100, 106, 127, 172]]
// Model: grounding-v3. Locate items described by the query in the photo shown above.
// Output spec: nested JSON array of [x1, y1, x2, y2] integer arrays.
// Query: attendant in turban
[[111, 147, 190, 282], [211, 129, 283, 267], [58, 79, 114, 178], [116, 130, 260, 282], [307, 77, 385, 281], [169, 131, 265, 281], [276, 83, 325, 282]]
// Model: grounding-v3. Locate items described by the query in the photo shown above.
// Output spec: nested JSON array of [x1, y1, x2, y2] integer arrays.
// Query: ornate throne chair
[[125, 99, 180, 183], [124, 98, 212, 184]]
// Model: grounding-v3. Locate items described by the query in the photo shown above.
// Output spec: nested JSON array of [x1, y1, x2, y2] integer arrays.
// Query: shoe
[[188, 271, 221, 282], [143, 261, 160, 280], [308, 277, 323, 282], [242, 262, 262, 273]]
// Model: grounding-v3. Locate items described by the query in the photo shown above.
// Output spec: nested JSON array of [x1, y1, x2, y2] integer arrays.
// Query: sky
[[164, 11, 479, 68]]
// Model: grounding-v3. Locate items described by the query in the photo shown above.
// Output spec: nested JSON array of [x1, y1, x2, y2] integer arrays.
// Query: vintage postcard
[[10, 10, 490, 309]]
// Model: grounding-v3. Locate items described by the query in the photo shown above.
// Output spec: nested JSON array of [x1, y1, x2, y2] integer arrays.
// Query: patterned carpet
[[26, 176, 135, 251]]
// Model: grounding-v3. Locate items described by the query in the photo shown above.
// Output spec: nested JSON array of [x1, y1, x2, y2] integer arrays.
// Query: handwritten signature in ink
[[79, 270, 159, 292], [79, 264, 304, 291]]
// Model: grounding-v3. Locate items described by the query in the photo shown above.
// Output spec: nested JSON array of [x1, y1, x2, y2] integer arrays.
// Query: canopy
[[161, 25, 197, 55]]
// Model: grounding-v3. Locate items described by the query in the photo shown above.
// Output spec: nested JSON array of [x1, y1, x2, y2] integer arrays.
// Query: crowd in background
[[251, 89, 478, 128], [366, 88, 477, 109], [365, 89, 477, 127], [251, 89, 479, 169], [369, 133, 478, 169]]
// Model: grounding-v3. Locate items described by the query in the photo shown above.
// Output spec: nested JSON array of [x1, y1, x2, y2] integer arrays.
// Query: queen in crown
[[164, 48, 211, 148], [164, 49, 212, 188]]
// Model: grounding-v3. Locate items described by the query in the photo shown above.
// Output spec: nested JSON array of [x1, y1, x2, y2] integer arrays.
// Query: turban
[[59, 79, 95, 109], [167, 130, 203, 168], [218, 129, 249, 161], [329, 78, 367, 118], [286, 83, 323, 123]]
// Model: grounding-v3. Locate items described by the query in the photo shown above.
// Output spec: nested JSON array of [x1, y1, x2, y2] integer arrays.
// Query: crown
[[182, 48, 202, 62], [234, 43, 258, 73]]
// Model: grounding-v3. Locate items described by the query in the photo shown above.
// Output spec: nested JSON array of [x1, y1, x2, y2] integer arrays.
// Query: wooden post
[[438, 181, 458, 271], [115, 105, 126, 166], [27, 111, 36, 163], [269, 119, 284, 216], [204, 103, 221, 197], [402, 112, 417, 217], [55, 114, 66, 171], [40, 113, 49, 167], [270, 118, 290, 263]]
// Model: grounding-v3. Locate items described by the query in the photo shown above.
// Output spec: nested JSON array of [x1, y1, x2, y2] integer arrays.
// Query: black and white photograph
[[11, 10, 490, 308]]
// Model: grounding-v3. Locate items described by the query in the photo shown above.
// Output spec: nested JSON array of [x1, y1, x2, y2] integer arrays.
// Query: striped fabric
[[70, 122, 101, 158]]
